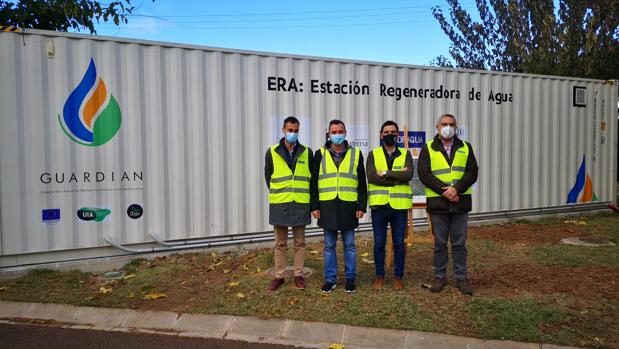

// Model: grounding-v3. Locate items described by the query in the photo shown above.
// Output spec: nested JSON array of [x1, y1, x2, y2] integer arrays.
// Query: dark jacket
[[366, 145, 414, 210], [310, 141, 368, 231], [417, 134, 478, 213], [264, 138, 314, 227]]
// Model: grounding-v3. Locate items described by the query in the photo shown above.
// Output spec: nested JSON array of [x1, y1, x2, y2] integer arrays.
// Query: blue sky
[[92, 0, 479, 66]]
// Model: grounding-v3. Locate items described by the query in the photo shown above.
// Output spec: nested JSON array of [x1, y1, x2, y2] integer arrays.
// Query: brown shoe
[[430, 277, 446, 293], [456, 279, 474, 296], [267, 278, 285, 292], [294, 276, 306, 290], [393, 278, 404, 291], [373, 277, 384, 290]]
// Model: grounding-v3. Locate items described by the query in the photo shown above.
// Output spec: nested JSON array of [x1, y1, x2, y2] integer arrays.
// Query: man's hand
[[312, 210, 320, 219], [355, 210, 364, 219], [441, 186, 458, 201]]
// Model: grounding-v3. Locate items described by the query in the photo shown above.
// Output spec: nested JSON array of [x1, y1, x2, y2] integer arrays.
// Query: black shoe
[[456, 278, 474, 296], [430, 277, 446, 293], [345, 279, 356, 293], [321, 281, 336, 293]]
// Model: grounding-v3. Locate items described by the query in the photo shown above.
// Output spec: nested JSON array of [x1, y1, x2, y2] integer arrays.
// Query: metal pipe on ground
[[106, 202, 611, 254]]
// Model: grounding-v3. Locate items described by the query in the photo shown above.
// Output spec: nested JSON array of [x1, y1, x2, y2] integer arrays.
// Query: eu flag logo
[[42, 209, 61, 222]]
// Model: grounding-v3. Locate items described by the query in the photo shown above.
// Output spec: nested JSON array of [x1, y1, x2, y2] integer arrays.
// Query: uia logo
[[58, 58, 121, 146]]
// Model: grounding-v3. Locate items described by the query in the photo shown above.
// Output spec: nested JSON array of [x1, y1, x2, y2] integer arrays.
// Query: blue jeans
[[323, 229, 356, 283], [371, 207, 407, 278]]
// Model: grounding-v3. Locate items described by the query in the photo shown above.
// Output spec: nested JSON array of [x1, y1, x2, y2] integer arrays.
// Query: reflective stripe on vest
[[318, 146, 360, 202], [269, 145, 311, 204], [367, 147, 413, 209], [424, 140, 472, 198]]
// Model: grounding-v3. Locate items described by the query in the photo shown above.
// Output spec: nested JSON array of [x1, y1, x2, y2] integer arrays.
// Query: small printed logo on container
[[127, 204, 143, 219], [77, 207, 111, 222], [42, 209, 61, 225]]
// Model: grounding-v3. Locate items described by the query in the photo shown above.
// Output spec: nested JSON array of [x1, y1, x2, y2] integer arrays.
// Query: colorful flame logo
[[58, 58, 121, 146], [567, 155, 598, 203]]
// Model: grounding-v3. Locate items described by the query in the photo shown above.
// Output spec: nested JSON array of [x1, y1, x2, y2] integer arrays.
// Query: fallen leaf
[[223, 269, 231, 274], [143, 292, 167, 300], [211, 252, 217, 258], [407, 243, 413, 247], [0, 287, 8, 292], [243, 264, 249, 271], [360, 252, 369, 257], [229, 282, 240, 287], [577, 221, 587, 225], [328, 344, 344, 349], [98, 287, 113, 294], [123, 274, 136, 280], [127, 292, 135, 299], [288, 296, 300, 305], [236, 292, 245, 299], [310, 250, 320, 255], [361, 257, 374, 264]]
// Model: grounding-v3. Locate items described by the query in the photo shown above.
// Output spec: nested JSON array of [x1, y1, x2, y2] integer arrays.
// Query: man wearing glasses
[[366, 120, 414, 291], [417, 114, 478, 295]]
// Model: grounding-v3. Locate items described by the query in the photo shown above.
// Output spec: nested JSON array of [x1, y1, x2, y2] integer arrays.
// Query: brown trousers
[[273, 225, 306, 278]]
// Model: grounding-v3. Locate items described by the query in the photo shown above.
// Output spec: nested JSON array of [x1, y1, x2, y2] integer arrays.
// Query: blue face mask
[[330, 134, 345, 145], [285, 132, 298, 144]]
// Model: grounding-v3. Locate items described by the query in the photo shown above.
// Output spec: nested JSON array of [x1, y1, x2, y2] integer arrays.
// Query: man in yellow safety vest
[[418, 114, 478, 295], [366, 120, 414, 291], [310, 120, 367, 294], [264, 116, 313, 292]]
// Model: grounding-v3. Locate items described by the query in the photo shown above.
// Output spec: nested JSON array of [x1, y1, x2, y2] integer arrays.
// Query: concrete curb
[[0, 301, 581, 349]]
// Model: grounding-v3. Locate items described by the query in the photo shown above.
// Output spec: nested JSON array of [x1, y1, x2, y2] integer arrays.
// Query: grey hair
[[436, 114, 457, 125]]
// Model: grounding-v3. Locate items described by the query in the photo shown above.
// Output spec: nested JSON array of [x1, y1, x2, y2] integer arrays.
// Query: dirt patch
[[474, 263, 619, 300], [471, 223, 590, 244]]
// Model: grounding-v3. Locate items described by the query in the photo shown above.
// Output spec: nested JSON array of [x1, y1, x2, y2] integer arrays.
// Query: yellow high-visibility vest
[[424, 140, 472, 198], [317, 146, 360, 202], [269, 145, 311, 204], [367, 147, 412, 209]]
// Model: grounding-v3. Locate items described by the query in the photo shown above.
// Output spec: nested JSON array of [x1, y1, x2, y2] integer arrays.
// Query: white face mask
[[440, 126, 455, 139]]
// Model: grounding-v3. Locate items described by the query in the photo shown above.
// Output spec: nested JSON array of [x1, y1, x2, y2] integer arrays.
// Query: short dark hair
[[328, 119, 345, 131], [380, 120, 399, 133], [283, 116, 299, 128], [437, 114, 457, 125]]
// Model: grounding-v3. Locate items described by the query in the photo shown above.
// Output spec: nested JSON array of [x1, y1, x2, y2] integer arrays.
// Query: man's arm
[[385, 150, 414, 183], [453, 142, 479, 194], [310, 149, 321, 212], [356, 152, 368, 212], [264, 148, 273, 188], [417, 144, 448, 194], [366, 150, 396, 186]]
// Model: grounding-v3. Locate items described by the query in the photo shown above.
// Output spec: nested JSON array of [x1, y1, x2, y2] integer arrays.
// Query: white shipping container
[[0, 30, 617, 267]]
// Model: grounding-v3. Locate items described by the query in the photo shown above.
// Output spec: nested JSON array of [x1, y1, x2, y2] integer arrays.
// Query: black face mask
[[383, 134, 397, 146]]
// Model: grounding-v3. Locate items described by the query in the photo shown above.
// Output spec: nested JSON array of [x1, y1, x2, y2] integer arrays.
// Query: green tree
[[0, 0, 150, 34], [431, 0, 619, 79]]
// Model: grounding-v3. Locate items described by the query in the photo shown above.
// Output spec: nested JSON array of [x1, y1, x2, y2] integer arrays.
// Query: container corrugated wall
[[0, 30, 617, 261]]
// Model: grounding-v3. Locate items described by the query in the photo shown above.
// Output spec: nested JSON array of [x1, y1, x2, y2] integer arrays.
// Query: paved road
[[0, 323, 306, 349]]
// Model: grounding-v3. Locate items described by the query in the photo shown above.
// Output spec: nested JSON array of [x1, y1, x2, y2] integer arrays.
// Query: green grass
[[466, 298, 566, 343], [1, 214, 618, 348], [532, 244, 619, 267]]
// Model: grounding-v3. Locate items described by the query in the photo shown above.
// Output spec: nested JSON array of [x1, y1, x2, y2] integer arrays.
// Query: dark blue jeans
[[371, 207, 407, 279], [323, 229, 356, 283], [430, 212, 468, 280]]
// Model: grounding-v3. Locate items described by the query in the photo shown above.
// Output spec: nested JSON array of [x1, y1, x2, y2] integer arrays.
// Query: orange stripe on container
[[83, 78, 107, 128], [580, 174, 593, 202]]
